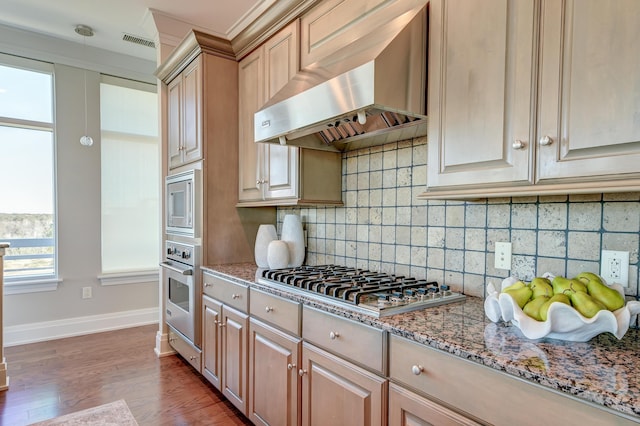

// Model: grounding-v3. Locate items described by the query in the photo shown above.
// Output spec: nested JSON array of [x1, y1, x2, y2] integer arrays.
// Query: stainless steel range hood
[[254, 4, 427, 152]]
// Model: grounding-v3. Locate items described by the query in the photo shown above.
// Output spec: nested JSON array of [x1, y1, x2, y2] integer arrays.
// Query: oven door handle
[[160, 262, 193, 276]]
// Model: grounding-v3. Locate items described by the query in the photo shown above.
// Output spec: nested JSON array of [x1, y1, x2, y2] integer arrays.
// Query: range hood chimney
[[254, 3, 428, 152]]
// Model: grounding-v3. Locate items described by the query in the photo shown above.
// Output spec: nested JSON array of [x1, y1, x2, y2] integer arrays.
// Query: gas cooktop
[[258, 265, 465, 317]]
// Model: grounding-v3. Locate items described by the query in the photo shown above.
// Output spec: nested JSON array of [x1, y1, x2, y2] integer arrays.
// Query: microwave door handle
[[187, 181, 192, 227], [160, 262, 193, 276], [168, 192, 174, 226]]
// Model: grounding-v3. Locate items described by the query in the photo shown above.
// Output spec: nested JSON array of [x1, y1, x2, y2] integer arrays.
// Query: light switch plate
[[494, 242, 512, 270]]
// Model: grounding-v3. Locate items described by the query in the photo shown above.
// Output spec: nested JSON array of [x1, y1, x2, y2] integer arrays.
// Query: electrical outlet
[[494, 242, 512, 270], [82, 286, 92, 299], [600, 250, 629, 287]]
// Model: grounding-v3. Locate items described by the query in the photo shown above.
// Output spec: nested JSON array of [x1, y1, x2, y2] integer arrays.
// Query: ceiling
[[0, 0, 272, 62]]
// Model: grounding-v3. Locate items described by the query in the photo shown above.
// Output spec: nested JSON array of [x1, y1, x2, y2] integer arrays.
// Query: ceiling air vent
[[122, 33, 155, 48]]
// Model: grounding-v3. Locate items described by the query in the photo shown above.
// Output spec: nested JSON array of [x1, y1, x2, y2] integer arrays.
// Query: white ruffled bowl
[[484, 274, 640, 342]]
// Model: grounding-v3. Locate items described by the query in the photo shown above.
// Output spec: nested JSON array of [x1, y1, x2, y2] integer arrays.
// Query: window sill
[[98, 269, 159, 286], [5, 277, 61, 295]]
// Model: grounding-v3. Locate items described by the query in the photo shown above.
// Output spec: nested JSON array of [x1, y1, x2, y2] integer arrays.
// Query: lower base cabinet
[[202, 294, 249, 415], [300, 342, 387, 426], [389, 383, 480, 426], [248, 318, 301, 426]]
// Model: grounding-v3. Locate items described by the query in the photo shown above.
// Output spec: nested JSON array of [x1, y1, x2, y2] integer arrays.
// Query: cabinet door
[[537, 0, 640, 181], [167, 76, 182, 170], [300, 342, 386, 426], [222, 305, 249, 415], [238, 48, 264, 202], [262, 21, 300, 200], [202, 296, 222, 390], [389, 383, 480, 426], [248, 318, 301, 426], [427, 0, 536, 188], [181, 56, 203, 165]]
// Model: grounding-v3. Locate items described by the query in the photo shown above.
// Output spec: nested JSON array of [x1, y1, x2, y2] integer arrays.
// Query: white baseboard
[[4, 307, 159, 346]]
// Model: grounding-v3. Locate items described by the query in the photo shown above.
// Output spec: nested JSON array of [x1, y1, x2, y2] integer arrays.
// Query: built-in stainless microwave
[[166, 170, 200, 237]]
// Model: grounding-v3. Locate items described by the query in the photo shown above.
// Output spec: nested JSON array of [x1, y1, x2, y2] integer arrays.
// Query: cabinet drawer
[[168, 326, 201, 372], [302, 306, 386, 375], [203, 273, 248, 312], [250, 288, 301, 336], [388, 334, 636, 425]]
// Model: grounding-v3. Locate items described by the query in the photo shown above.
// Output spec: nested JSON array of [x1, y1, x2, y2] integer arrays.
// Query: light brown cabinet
[[248, 318, 301, 426], [202, 273, 249, 415], [238, 21, 342, 207], [167, 55, 203, 170], [300, 342, 387, 426], [388, 334, 637, 425], [388, 383, 479, 426], [424, 0, 640, 199], [248, 288, 302, 426]]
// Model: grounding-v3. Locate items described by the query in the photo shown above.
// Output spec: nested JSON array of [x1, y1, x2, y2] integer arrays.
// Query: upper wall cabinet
[[423, 0, 640, 199], [238, 21, 342, 207], [168, 56, 203, 170]]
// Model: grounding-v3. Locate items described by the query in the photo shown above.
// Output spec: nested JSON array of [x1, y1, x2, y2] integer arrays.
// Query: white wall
[[2, 25, 160, 345]]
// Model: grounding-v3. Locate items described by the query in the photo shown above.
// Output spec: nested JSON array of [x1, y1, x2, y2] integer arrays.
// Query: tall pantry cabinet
[[156, 30, 275, 265], [424, 0, 640, 198]]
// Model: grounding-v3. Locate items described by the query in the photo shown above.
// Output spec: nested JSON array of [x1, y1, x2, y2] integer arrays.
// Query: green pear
[[586, 278, 625, 311], [502, 280, 527, 293], [539, 293, 571, 321], [504, 286, 533, 309], [565, 288, 605, 318], [523, 296, 550, 321], [552, 276, 586, 295], [575, 271, 603, 285], [530, 277, 553, 299]]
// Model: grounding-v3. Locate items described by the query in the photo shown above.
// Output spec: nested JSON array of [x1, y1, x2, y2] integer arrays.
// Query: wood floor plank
[[0, 324, 252, 425]]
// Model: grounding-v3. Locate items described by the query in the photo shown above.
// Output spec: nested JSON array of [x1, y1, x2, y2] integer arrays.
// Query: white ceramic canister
[[254, 224, 277, 268], [281, 214, 305, 267], [267, 240, 290, 269]]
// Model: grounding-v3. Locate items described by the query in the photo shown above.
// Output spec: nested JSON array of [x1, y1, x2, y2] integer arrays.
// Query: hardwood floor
[[0, 324, 253, 425]]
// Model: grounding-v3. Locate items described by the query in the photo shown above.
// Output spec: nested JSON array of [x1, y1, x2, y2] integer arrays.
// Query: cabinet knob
[[231, 294, 240, 300], [189, 355, 196, 361], [512, 140, 526, 150], [265, 306, 274, 313], [539, 135, 553, 146], [204, 283, 212, 287], [329, 331, 340, 340], [287, 363, 296, 370], [219, 322, 226, 328], [298, 369, 308, 377], [411, 365, 424, 376]]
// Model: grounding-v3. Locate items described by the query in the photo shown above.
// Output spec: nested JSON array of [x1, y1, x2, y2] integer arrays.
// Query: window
[[100, 76, 159, 275], [0, 54, 56, 282]]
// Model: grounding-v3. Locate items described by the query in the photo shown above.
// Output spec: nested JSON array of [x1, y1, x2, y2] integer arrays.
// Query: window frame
[[0, 53, 59, 294]]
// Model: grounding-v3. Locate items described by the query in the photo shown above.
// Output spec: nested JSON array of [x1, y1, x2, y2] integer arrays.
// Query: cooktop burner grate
[[259, 265, 465, 317]]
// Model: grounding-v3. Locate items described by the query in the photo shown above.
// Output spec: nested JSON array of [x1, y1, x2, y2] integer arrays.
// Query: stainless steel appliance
[[254, 3, 427, 152], [161, 240, 202, 369], [258, 265, 465, 318], [165, 169, 200, 237]]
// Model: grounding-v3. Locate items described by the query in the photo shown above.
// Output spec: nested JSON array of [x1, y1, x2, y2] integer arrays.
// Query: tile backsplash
[[277, 137, 640, 299]]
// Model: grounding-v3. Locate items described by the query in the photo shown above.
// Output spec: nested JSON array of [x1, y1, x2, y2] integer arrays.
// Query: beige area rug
[[29, 399, 138, 426]]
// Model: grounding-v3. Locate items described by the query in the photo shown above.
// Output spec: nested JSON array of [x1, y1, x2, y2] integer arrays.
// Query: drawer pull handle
[[287, 363, 296, 370], [412, 365, 424, 376], [329, 331, 340, 340], [189, 356, 196, 361], [298, 369, 308, 377], [265, 306, 274, 313], [232, 294, 240, 300], [204, 283, 212, 287]]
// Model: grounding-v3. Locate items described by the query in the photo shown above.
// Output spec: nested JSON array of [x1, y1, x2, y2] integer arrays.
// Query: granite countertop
[[203, 263, 640, 421]]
